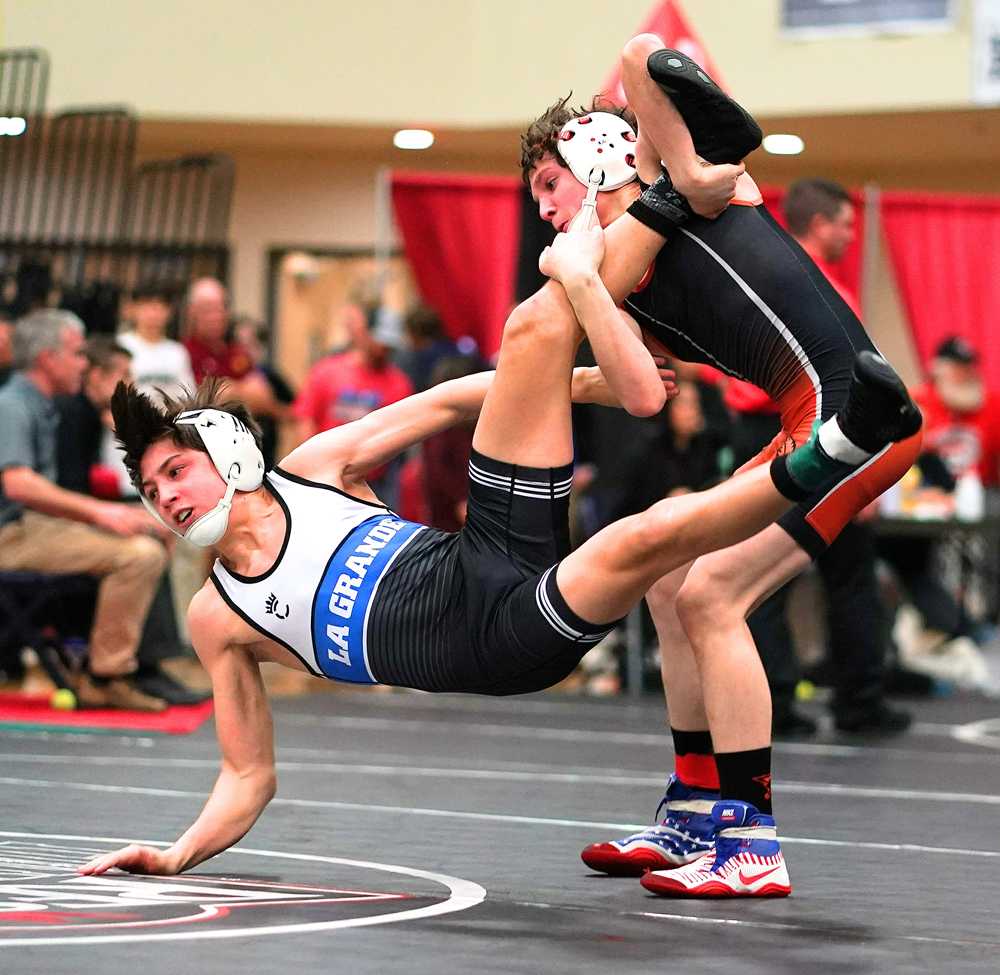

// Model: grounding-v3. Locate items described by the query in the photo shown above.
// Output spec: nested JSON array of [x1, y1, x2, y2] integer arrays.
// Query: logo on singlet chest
[[312, 514, 423, 683]]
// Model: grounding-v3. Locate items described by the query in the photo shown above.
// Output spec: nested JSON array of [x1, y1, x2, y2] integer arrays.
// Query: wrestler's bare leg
[[676, 528, 811, 750]]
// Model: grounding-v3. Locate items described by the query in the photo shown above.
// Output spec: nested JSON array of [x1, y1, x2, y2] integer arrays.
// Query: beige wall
[[1, 0, 983, 123], [5, 0, 993, 367], [214, 143, 924, 383], [214, 147, 517, 320], [223, 152, 378, 319]]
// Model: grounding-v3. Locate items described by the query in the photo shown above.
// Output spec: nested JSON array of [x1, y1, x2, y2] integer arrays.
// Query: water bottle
[[954, 470, 985, 522]]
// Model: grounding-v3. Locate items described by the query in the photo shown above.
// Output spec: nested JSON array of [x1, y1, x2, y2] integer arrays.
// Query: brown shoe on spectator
[[75, 672, 168, 712]]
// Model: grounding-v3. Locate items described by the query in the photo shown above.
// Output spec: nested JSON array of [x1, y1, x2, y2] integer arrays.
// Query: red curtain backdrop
[[760, 185, 865, 303], [881, 191, 1000, 385], [601, 0, 727, 104], [390, 171, 521, 360]]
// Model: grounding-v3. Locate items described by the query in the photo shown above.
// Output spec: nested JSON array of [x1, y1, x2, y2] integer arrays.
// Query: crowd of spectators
[[0, 310, 171, 710], [0, 275, 484, 709]]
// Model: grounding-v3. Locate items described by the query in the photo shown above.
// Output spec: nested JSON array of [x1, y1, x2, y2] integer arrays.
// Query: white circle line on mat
[[0, 830, 486, 946]]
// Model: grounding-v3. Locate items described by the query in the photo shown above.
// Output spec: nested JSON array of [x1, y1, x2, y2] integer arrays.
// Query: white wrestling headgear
[[142, 408, 265, 548], [556, 112, 638, 192]]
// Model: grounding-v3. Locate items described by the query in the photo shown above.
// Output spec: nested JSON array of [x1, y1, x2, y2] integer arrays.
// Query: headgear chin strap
[[557, 112, 639, 194], [142, 408, 265, 548]]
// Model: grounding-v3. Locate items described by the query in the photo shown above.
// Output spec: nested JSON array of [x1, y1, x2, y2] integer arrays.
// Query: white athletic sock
[[818, 416, 873, 465]]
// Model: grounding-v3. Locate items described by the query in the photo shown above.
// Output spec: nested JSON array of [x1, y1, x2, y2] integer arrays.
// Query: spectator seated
[[0, 570, 96, 685]]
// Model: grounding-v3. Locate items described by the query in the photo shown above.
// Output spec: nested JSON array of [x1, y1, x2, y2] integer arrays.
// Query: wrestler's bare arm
[[278, 367, 636, 488], [541, 227, 667, 416], [78, 588, 277, 877]]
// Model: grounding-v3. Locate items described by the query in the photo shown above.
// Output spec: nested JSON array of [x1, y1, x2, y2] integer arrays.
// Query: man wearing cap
[[915, 337, 1000, 485], [878, 336, 999, 645]]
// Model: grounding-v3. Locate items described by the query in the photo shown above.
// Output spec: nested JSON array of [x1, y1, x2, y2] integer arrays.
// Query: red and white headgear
[[556, 112, 638, 192]]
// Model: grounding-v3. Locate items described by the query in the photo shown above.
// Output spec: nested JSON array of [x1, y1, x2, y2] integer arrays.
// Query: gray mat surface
[[3, 688, 999, 973]]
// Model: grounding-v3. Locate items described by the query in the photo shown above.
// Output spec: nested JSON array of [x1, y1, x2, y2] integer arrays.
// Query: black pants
[[877, 534, 979, 639], [752, 520, 890, 716]]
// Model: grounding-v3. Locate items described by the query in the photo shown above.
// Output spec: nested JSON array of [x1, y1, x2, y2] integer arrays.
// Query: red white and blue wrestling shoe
[[639, 800, 791, 897], [580, 776, 718, 877]]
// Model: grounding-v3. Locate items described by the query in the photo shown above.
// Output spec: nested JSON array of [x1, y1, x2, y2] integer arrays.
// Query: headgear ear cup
[[556, 112, 639, 193]]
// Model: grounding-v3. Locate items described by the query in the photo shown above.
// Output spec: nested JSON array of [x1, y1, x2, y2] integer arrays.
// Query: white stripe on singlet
[[534, 567, 606, 643], [468, 461, 573, 500], [625, 227, 825, 421]]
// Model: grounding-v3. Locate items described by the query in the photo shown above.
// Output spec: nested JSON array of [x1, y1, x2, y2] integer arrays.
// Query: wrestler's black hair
[[111, 377, 262, 493], [519, 93, 637, 185]]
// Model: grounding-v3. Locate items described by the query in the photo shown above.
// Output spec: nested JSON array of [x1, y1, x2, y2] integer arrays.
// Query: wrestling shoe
[[837, 350, 923, 453], [134, 664, 212, 706], [580, 775, 718, 877], [646, 49, 762, 164], [74, 672, 168, 712], [640, 800, 791, 898]]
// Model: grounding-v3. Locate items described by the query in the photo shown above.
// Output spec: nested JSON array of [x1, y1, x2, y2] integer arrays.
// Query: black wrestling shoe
[[646, 49, 762, 164], [134, 665, 212, 706], [772, 702, 818, 739], [834, 701, 912, 736], [837, 351, 923, 453]]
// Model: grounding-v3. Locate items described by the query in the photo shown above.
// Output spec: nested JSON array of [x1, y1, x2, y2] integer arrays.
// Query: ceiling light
[[393, 129, 434, 150], [0, 116, 27, 137], [762, 133, 804, 155]]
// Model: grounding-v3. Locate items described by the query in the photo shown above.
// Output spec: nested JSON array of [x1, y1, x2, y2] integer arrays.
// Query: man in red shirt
[[880, 336, 998, 643], [182, 278, 252, 384], [294, 302, 413, 504], [182, 276, 284, 421], [913, 336, 1000, 486]]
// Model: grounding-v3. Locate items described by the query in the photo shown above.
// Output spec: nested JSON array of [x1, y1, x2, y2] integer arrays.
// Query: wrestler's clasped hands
[[538, 223, 606, 285]]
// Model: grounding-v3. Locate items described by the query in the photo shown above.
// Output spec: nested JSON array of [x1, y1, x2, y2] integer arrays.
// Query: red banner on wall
[[391, 171, 521, 359], [600, 0, 728, 103], [881, 191, 1000, 387]]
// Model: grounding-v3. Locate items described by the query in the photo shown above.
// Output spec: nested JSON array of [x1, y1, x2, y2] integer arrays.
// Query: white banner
[[973, 0, 1000, 105]]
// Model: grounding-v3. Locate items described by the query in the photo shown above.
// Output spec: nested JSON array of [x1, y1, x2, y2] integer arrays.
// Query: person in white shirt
[[118, 283, 203, 634], [118, 284, 195, 403]]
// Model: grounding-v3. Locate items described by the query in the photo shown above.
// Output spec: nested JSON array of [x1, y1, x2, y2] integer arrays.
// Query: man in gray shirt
[[0, 309, 170, 710]]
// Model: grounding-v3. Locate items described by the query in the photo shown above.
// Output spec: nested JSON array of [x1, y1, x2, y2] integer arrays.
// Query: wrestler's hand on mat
[[572, 364, 677, 409], [538, 225, 606, 285], [77, 843, 180, 876], [674, 159, 745, 220]]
